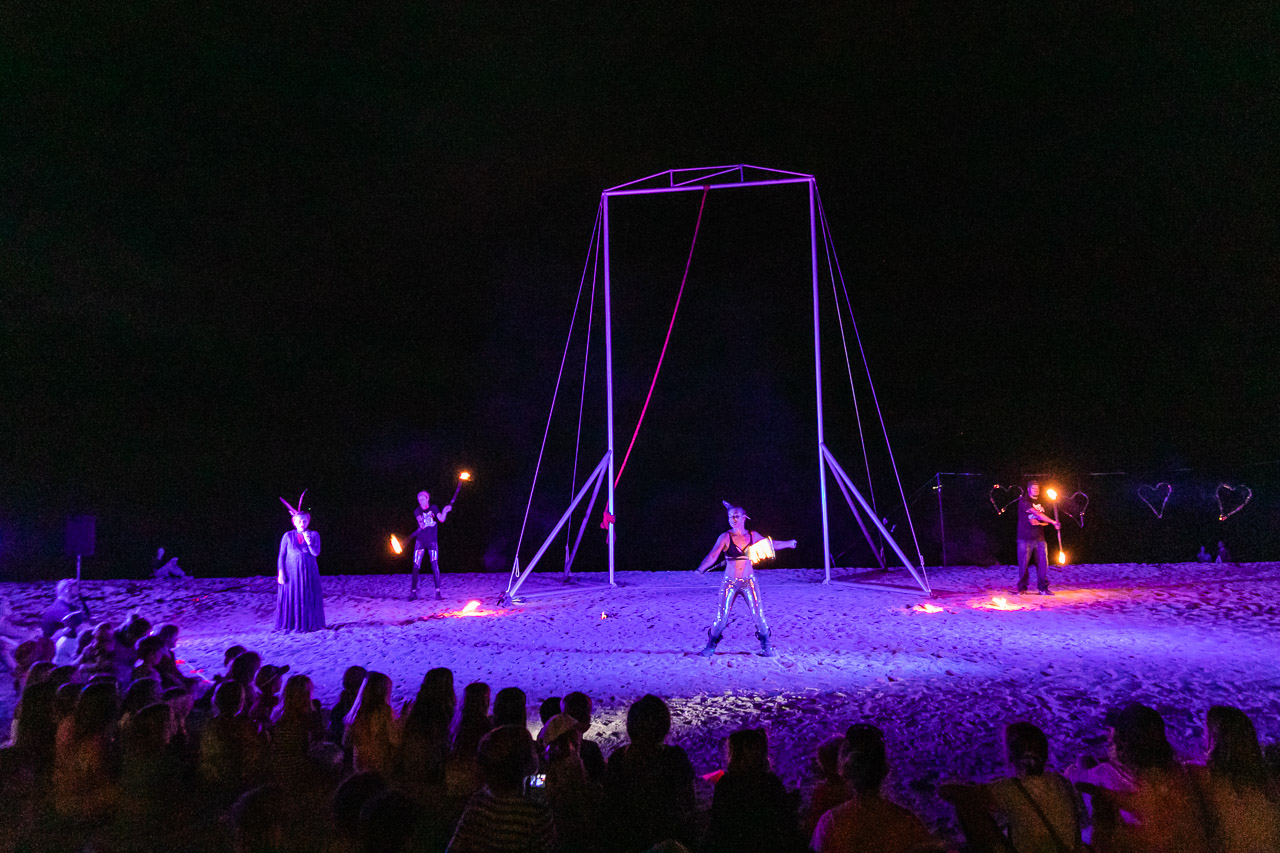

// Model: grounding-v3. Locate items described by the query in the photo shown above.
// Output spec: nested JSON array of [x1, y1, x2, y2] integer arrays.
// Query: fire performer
[[694, 501, 797, 657], [1015, 480, 1060, 596], [409, 490, 453, 601], [275, 493, 326, 632]]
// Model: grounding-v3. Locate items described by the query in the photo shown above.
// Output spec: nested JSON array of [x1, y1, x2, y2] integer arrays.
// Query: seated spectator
[[400, 667, 456, 790], [112, 614, 151, 685], [131, 636, 168, 683], [329, 665, 367, 746], [39, 579, 91, 639], [250, 664, 288, 725], [151, 623, 197, 691], [2, 679, 59, 787], [268, 673, 324, 788], [151, 546, 187, 579], [120, 677, 162, 729], [53, 625, 88, 666], [704, 727, 798, 853], [331, 771, 388, 853], [200, 681, 265, 794], [344, 671, 401, 775], [539, 696, 562, 729], [1188, 705, 1280, 853], [1068, 702, 1209, 852], [602, 694, 696, 852], [541, 712, 600, 853], [447, 725, 555, 852], [53, 680, 120, 822], [940, 722, 1083, 853], [76, 622, 119, 681], [801, 735, 853, 841], [227, 650, 263, 712], [117, 702, 185, 827], [493, 686, 528, 728], [562, 691, 606, 785], [810, 723, 938, 853], [447, 681, 493, 800]]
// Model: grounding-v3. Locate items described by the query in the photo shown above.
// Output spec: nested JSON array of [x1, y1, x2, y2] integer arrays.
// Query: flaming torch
[[390, 534, 403, 555], [1045, 487, 1066, 566], [448, 471, 472, 507]]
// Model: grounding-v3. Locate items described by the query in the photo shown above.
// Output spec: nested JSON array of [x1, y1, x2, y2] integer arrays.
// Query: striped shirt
[[447, 786, 556, 853]]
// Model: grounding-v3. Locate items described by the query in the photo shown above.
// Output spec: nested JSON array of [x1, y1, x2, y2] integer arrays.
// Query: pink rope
[[613, 185, 709, 490]]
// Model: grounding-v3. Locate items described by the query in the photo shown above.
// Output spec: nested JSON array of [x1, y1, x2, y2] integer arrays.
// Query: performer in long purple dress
[[275, 502, 326, 633]]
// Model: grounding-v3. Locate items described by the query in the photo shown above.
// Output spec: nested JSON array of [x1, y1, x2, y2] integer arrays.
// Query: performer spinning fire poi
[[694, 501, 797, 657], [275, 492, 326, 632]]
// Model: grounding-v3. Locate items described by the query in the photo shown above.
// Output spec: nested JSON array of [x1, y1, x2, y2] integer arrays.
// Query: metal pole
[[810, 178, 832, 582], [602, 193, 617, 587], [76, 554, 82, 583], [936, 473, 947, 567]]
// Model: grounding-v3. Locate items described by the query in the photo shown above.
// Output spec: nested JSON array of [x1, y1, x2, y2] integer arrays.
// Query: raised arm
[[695, 533, 730, 573], [437, 504, 452, 522]]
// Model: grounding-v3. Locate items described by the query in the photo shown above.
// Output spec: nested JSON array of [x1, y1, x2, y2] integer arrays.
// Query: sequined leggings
[[710, 575, 768, 638]]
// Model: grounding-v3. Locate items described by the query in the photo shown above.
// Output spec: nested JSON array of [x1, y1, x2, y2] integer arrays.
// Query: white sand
[[4, 560, 1278, 840]]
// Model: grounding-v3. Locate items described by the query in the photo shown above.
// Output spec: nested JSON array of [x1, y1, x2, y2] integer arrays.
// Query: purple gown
[[275, 530, 326, 632]]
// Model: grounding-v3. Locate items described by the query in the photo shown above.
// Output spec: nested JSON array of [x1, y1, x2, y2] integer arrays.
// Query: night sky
[[3, 4, 1277, 579]]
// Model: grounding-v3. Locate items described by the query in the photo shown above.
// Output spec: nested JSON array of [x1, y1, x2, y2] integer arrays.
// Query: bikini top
[[725, 531, 753, 561]]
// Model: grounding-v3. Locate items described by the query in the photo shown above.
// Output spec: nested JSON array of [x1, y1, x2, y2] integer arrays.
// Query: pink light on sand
[[913, 603, 944, 613]]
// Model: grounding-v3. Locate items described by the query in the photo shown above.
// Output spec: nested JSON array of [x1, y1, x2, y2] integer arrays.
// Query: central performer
[[694, 501, 797, 657]]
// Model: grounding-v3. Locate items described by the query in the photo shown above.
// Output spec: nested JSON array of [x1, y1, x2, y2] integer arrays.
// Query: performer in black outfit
[[1015, 480, 1060, 595], [410, 490, 453, 600]]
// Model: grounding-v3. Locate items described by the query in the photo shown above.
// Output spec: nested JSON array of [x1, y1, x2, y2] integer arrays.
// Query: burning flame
[[913, 603, 944, 613], [1046, 487, 1059, 501], [1057, 550, 1067, 565], [390, 535, 403, 555], [460, 600, 479, 614], [746, 537, 776, 564], [459, 471, 472, 481], [987, 596, 1023, 611]]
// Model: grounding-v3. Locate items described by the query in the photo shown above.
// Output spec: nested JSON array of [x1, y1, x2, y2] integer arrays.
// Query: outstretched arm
[[751, 532, 796, 551], [437, 505, 453, 522], [695, 533, 730, 573]]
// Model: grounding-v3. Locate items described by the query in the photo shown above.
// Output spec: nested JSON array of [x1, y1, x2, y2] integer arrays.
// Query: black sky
[[3, 3, 1278, 576]]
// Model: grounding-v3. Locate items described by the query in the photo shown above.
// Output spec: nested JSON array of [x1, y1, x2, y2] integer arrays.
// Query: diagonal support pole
[[564, 462, 607, 578], [828, 462, 887, 570], [822, 445, 931, 595], [502, 453, 611, 605]]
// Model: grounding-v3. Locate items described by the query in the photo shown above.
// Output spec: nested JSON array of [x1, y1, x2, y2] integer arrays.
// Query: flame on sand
[[913, 603, 944, 613], [986, 596, 1023, 611]]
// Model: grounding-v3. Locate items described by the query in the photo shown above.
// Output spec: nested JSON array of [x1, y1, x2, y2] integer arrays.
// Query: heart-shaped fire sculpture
[[1138, 482, 1172, 519], [1217, 483, 1252, 521], [1060, 491, 1089, 527], [988, 484, 1023, 516]]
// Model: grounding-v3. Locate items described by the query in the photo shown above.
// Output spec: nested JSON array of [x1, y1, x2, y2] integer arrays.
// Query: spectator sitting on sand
[[40, 579, 91, 639], [703, 726, 798, 853], [493, 685, 528, 728], [810, 723, 939, 853], [940, 721, 1083, 853], [1188, 705, 1280, 853], [343, 671, 401, 775], [152, 546, 187, 579], [540, 712, 600, 853], [447, 681, 493, 799], [400, 666, 455, 791], [800, 735, 852, 841], [1068, 702, 1209, 852], [562, 691, 606, 785], [602, 693, 697, 852], [329, 664, 367, 747], [447, 724, 556, 853]]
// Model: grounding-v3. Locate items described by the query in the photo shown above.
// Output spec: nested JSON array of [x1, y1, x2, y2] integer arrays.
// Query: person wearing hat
[[274, 492, 326, 632], [694, 502, 796, 657]]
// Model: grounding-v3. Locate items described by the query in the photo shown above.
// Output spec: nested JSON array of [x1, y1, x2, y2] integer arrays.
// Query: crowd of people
[[1, 588, 1279, 853]]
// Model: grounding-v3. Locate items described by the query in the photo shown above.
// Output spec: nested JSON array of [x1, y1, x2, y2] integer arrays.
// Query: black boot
[[757, 630, 775, 657], [699, 630, 722, 657]]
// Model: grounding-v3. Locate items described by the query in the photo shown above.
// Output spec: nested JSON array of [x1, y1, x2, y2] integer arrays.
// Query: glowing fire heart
[[988, 485, 1023, 516], [1138, 483, 1172, 519], [1060, 491, 1089, 527], [1217, 483, 1252, 521]]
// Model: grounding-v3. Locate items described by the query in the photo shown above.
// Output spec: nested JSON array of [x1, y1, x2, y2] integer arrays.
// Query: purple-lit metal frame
[[503, 166, 929, 603]]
